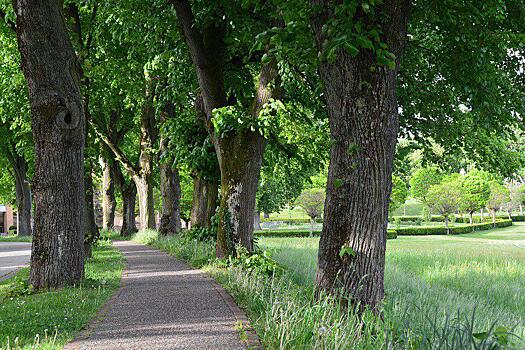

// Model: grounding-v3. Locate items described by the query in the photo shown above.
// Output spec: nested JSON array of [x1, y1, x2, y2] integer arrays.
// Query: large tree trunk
[[190, 175, 218, 228], [14, 0, 85, 289], [121, 183, 138, 237], [160, 163, 182, 235], [100, 155, 116, 230], [12, 155, 32, 236], [311, 0, 410, 312], [216, 131, 265, 256], [83, 165, 99, 259], [133, 175, 155, 230]]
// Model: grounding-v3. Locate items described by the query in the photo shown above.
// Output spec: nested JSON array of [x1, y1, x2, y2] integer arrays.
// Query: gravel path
[[0, 242, 31, 281], [68, 241, 248, 350]]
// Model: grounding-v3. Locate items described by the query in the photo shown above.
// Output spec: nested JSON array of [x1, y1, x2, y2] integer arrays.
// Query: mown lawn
[[0, 235, 32, 243], [0, 240, 124, 349], [260, 223, 525, 341]]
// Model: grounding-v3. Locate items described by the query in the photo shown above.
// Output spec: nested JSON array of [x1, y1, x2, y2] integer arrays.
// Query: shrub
[[255, 229, 398, 239], [261, 217, 323, 224], [183, 226, 216, 241], [395, 220, 512, 236], [227, 246, 281, 276], [8, 225, 17, 235]]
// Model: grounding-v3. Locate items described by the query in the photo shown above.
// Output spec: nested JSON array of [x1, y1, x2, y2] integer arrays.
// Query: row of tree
[[1, 0, 524, 312]]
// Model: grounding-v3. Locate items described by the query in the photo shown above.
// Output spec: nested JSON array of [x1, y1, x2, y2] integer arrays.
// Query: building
[[0, 204, 15, 234]]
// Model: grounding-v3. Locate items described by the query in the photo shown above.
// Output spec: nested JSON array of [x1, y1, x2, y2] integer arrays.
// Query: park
[[0, 1, 524, 349]]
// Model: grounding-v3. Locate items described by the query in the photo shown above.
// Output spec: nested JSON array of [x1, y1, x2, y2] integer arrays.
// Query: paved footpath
[[0, 242, 31, 281], [67, 241, 251, 350]]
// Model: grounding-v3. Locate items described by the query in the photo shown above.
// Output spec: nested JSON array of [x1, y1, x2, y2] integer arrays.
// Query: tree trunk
[[310, 217, 315, 237], [83, 165, 99, 259], [311, 0, 410, 312], [12, 155, 32, 236], [121, 183, 138, 237], [133, 175, 155, 230], [263, 212, 270, 219], [444, 216, 450, 235], [469, 212, 473, 225], [254, 211, 262, 231], [520, 204, 523, 215], [160, 163, 182, 235], [14, 0, 85, 289], [190, 176, 218, 228], [508, 211, 512, 220], [491, 209, 496, 226], [216, 130, 266, 257], [481, 208, 484, 221], [100, 155, 116, 230]]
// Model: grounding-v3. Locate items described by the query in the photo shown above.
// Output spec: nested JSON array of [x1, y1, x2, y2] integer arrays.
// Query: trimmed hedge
[[395, 219, 513, 236], [255, 229, 398, 240], [261, 217, 323, 224]]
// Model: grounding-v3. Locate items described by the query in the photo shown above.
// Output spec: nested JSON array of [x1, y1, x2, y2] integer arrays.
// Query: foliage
[[227, 246, 280, 277], [182, 227, 216, 242], [390, 175, 408, 214], [460, 169, 492, 215], [295, 188, 325, 220], [426, 174, 464, 222], [486, 183, 510, 212], [409, 166, 443, 204], [395, 220, 513, 236]]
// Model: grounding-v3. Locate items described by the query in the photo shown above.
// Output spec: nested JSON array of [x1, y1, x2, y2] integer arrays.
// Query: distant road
[[0, 242, 31, 281]]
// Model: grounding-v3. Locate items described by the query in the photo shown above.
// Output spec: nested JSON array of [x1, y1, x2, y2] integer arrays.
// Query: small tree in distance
[[409, 166, 443, 207], [426, 175, 463, 234], [295, 188, 326, 236], [486, 182, 510, 225], [460, 169, 491, 224], [389, 176, 408, 216]]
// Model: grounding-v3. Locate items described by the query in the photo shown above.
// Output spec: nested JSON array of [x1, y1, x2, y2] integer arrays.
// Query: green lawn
[[260, 223, 525, 342], [0, 240, 124, 349]]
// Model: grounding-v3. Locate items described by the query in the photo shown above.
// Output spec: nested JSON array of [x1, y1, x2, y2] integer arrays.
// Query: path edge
[[63, 245, 128, 350]]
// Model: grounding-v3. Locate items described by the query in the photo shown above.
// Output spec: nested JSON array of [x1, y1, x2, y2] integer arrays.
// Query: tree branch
[[92, 118, 140, 176]]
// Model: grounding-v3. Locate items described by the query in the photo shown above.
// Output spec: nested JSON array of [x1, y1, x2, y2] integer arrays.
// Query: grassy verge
[[132, 228, 523, 349], [0, 240, 124, 349], [0, 235, 32, 243]]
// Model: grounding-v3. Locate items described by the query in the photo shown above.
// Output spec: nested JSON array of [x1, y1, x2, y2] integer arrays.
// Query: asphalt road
[[0, 242, 31, 281]]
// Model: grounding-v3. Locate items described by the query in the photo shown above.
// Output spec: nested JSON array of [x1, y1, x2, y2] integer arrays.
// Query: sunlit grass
[[0, 241, 124, 349], [0, 235, 32, 243], [260, 223, 525, 342]]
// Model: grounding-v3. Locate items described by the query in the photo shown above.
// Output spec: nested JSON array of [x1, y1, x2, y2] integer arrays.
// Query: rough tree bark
[[190, 175, 218, 228], [311, 0, 410, 312], [14, 0, 85, 288], [83, 164, 99, 259], [254, 211, 262, 231], [100, 155, 116, 229], [11, 152, 32, 236], [115, 164, 138, 237], [158, 103, 182, 235], [172, 0, 280, 257]]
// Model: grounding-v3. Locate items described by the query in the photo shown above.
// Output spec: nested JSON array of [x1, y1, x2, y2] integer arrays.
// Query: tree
[[170, 0, 282, 257], [409, 166, 443, 206], [460, 169, 491, 224], [389, 176, 408, 215], [295, 188, 325, 235], [312, 0, 410, 312], [426, 175, 463, 234], [502, 182, 521, 220], [13, 0, 85, 288], [486, 182, 510, 225]]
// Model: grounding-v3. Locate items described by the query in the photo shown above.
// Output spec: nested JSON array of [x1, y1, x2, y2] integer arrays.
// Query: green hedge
[[395, 219, 512, 236], [261, 217, 323, 224], [255, 229, 398, 240]]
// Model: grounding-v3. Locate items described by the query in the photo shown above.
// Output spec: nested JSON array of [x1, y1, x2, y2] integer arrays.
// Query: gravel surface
[[0, 242, 31, 281], [69, 240, 246, 350]]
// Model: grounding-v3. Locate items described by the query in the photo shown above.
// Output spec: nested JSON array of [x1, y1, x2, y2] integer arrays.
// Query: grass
[[0, 240, 124, 349], [0, 235, 32, 243], [261, 223, 525, 345], [131, 224, 525, 349]]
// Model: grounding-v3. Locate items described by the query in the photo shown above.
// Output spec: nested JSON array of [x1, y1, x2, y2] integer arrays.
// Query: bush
[[261, 217, 323, 224], [8, 225, 17, 235], [395, 220, 512, 236], [227, 246, 281, 276], [255, 229, 398, 239], [183, 226, 216, 241]]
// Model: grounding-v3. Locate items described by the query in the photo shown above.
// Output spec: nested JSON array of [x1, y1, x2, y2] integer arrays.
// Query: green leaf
[[339, 246, 356, 259]]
